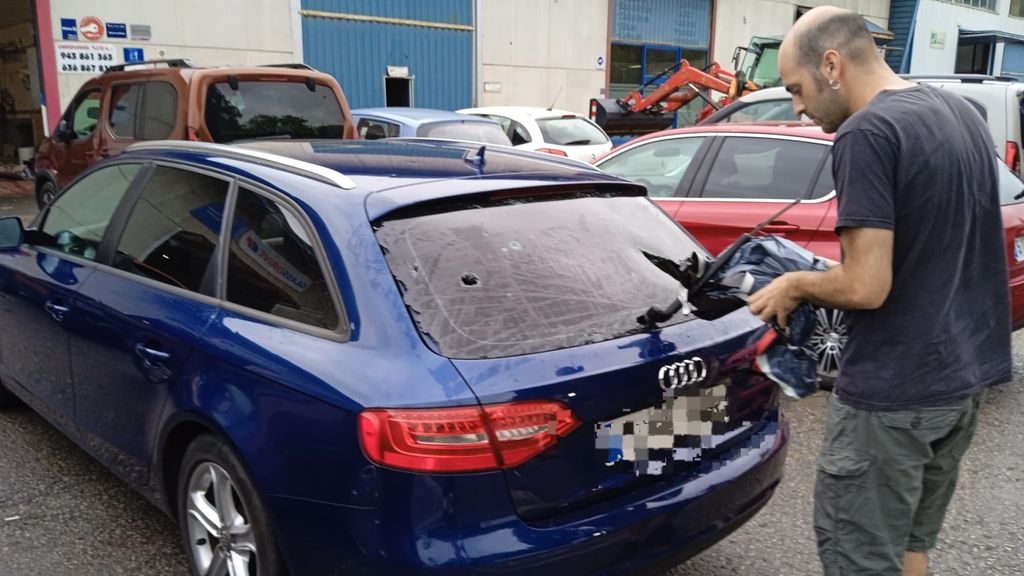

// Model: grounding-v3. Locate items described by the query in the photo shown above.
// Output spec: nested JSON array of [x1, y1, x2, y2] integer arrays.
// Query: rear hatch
[[373, 185, 778, 521], [416, 119, 513, 146], [192, 71, 353, 142], [536, 115, 613, 162]]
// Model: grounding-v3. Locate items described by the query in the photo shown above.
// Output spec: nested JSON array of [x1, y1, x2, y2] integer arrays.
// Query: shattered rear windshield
[[375, 194, 704, 359]]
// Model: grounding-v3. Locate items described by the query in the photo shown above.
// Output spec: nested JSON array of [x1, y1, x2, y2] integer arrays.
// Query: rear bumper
[[267, 418, 788, 575]]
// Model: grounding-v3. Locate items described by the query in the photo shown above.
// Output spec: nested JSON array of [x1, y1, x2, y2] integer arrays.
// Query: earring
[[829, 79, 840, 90]]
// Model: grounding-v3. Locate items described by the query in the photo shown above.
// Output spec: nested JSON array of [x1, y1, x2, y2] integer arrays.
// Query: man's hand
[[748, 273, 803, 329]]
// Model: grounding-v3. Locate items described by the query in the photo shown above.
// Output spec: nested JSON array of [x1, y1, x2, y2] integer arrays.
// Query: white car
[[456, 106, 612, 163]]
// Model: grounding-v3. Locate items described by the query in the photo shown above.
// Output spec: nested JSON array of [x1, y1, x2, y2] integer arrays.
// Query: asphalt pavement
[[0, 189, 1022, 575]]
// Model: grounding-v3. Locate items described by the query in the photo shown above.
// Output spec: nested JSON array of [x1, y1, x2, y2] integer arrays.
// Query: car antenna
[[547, 87, 563, 111]]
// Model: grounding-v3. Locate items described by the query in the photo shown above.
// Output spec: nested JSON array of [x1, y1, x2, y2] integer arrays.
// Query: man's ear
[[821, 49, 842, 84]]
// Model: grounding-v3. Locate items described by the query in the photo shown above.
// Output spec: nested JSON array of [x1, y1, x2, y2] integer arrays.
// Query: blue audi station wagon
[[0, 139, 787, 575]]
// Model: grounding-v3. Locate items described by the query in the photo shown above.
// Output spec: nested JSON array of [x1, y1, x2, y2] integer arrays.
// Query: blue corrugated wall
[[301, 0, 473, 110], [612, 0, 712, 48], [886, 0, 918, 72]]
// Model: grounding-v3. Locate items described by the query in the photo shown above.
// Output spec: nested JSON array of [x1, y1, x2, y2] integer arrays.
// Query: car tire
[[36, 179, 57, 209], [0, 379, 22, 409], [177, 434, 285, 576]]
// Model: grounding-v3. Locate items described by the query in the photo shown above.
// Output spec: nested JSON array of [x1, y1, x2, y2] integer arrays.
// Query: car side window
[[357, 118, 400, 140], [225, 187, 339, 330], [597, 137, 705, 198], [68, 88, 102, 140], [40, 164, 141, 260], [510, 120, 532, 145], [112, 166, 230, 294], [810, 154, 834, 200], [109, 82, 178, 140], [109, 84, 142, 139], [722, 100, 799, 123], [700, 137, 828, 200]]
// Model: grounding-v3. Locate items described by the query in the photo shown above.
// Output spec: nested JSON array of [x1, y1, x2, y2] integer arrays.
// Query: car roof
[[122, 140, 631, 219], [352, 107, 497, 125], [458, 106, 585, 120], [623, 122, 832, 146]]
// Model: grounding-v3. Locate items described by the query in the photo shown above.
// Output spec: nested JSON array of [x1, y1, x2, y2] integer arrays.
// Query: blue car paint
[[0, 139, 788, 575]]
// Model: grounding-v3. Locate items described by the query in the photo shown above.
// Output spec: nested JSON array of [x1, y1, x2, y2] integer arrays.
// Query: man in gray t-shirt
[[747, 6, 1011, 576]]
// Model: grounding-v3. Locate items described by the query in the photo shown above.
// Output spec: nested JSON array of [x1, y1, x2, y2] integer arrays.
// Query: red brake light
[[359, 401, 580, 473], [1006, 141, 1021, 177], [536, 148, 568, 157]]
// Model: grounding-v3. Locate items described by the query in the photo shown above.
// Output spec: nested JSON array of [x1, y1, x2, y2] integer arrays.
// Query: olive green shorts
[[814, 391, 983, 576]]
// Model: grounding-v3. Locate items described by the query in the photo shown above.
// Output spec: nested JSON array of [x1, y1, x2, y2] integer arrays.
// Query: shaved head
[[791, 7, 878, 71], [778, 6, 890, 133]]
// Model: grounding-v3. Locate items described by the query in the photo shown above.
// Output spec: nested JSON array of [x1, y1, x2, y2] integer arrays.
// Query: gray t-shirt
[[832, 83, 1011, 411]]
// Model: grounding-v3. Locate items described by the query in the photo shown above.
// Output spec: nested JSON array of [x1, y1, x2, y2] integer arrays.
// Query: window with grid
[[949, 0, 997, 11]]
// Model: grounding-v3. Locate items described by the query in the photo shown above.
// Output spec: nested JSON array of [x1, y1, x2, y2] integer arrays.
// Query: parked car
[[0, 139, 787, 575], [700, 75, 1024, 176], [33, 59, 357, 208], [595, 124, 1024, 378], [351, 107, 512, 146], [457, 106, 612, 162]]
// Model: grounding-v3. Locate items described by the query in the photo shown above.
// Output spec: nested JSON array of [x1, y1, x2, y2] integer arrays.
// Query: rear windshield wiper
[[564, 139, 592, 145]]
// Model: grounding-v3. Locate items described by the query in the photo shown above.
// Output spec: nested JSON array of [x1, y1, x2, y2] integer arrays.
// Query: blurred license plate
[[595, 384, 732, 474], [1016, 237, 1024, 263]]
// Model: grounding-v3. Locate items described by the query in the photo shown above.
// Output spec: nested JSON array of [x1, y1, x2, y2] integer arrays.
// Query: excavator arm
[[591, 60, 758, 137]]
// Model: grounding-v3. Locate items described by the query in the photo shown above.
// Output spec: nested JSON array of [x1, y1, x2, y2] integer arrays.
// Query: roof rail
[[125, 141, 356, 190], [900, 73, 1018, 83], [260, 63, 317, 71], [104, 58, 194, 74]]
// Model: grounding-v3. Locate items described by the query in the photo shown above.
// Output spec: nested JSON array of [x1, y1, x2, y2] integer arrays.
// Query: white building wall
[[712, 0, 890, 67], [49, 0, 298, 113], [910, 1, 1024, 74], [477, 0, 609, 115]]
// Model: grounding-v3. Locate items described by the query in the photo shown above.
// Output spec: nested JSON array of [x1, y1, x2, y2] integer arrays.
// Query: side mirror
[[0, 217, 24, 250], [56, 119, 74, 143]]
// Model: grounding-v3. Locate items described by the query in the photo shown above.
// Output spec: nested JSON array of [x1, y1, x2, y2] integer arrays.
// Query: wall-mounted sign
[[56, 42, 119, 74], [60, 18, 77, 40], [106, 23, 127, 39], [930, 31, 946, 50], [79, 16, 104, 41], [483, 82, 502, 93], [130, 24, 151, 41], [596, 55, 606, 71], [123, 47, 145, 63]]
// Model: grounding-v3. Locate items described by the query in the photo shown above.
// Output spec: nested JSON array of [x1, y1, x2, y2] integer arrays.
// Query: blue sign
[[60, 18, 77, 40], [123, 47, 145, 63], [106, 22, 127, 39]]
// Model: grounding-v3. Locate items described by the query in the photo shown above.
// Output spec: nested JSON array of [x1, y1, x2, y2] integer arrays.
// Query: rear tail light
[[1006, 141, 1021, 177], [359, 401, 580, 473], [536, 148, 568, 157]]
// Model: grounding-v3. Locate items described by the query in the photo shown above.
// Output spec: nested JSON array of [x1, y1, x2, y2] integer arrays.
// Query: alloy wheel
[[185, 462, 258, 576]]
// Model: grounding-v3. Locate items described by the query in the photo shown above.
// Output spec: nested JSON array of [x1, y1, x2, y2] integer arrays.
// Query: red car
[[595, 123, 1024, 339]]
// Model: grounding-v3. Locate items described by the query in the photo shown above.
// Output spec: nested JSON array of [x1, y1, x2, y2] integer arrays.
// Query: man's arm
[[747, 227, 893, 328]]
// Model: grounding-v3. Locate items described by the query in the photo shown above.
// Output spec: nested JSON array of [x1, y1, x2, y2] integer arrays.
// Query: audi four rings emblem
[[658, 358, 708, 391]]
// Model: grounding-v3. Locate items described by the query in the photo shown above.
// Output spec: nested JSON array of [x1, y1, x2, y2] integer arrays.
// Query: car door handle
[[761, 222, 800, 233], [134, 343, 171, 363], [44, 300, 70, 322]]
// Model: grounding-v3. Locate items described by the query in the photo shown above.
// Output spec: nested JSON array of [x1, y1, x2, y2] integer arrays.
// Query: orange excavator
[[590, 58, 761, 137]]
